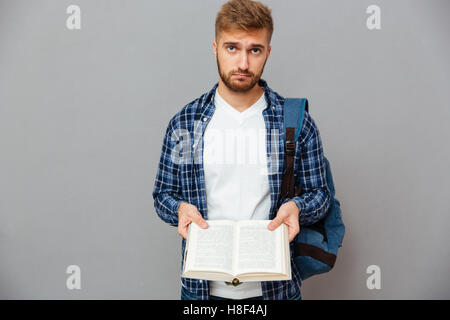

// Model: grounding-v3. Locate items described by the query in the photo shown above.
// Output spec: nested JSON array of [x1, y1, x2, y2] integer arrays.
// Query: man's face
[[213, 28, 271, 93]]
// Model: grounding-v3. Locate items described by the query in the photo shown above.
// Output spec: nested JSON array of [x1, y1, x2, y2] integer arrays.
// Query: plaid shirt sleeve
[[282, 111, 331, 226], [152, 118, 183, 227]]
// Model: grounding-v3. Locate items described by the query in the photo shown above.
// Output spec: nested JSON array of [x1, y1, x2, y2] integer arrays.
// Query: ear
[[267, 44, 272, 59], [213, 40, 217, 59]]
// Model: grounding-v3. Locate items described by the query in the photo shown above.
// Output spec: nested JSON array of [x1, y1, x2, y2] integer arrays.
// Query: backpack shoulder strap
[[281, 98, 309, 200], [283, 98, 309, 142]]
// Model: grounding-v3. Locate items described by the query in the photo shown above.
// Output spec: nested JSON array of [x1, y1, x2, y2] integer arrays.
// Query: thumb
[[191, 212, 208, 229], [268, 216, 284, 231]]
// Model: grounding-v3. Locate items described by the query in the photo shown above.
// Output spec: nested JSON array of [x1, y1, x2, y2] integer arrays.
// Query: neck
[[216, 79, 264, 113]]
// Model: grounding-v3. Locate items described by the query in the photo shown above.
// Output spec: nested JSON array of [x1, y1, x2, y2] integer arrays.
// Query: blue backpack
[[282, 98, 345, 280]]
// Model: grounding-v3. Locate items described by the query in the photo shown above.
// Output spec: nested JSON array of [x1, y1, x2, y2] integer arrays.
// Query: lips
[[233, 74, 251, 78]]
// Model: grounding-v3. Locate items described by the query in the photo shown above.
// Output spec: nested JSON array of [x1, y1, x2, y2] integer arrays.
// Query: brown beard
[[216, 54, 267, 93]]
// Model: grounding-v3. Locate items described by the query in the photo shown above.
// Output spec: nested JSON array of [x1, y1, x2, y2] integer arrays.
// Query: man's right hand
[[177, 202, 208, 239]]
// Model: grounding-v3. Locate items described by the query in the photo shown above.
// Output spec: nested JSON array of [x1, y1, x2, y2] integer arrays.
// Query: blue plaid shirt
[[152, 78, 331, 300]]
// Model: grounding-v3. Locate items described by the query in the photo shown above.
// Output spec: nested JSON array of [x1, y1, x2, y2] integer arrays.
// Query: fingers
[[268, 209, 300, 242], [287, 214, 300, 242], [288, 224, 300, 242], [177, 217, 190, 239], [177, 203, 208, 239]]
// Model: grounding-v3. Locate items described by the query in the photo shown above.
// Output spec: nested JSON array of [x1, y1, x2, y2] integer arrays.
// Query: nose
[[238, 51, 249, 71]]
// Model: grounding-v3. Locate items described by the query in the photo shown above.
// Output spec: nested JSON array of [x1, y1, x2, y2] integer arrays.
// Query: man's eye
[[252, 48, 260, 54], [227, 46, 235, 52]]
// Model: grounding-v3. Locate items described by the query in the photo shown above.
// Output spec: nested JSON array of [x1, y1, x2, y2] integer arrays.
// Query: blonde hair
[[215, 0, 274, 42]]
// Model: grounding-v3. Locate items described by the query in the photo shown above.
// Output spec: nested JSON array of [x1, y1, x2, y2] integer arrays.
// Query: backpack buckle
[[285, 140, 295, 156]]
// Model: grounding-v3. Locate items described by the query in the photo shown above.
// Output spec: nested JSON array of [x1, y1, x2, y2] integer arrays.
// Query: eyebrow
[[222, 41, 265, 50]]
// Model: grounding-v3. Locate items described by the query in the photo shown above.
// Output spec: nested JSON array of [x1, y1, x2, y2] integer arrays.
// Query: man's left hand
[[268, 200, 300, 242]]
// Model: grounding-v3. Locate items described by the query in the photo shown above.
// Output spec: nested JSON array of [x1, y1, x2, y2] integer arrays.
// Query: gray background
[[1, 0, 449, 299]]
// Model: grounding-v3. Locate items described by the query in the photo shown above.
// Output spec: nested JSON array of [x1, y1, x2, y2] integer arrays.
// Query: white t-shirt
[[203, 88, 271, 299]]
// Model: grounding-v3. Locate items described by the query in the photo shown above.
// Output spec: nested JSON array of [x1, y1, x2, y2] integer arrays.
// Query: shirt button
[[199, 280, 203, 284], [272, 106, 275, 110], [203, 117, 207, 122]]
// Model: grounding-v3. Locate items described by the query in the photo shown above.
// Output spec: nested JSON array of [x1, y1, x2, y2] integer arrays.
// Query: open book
[[181, 220, 291, 283]]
